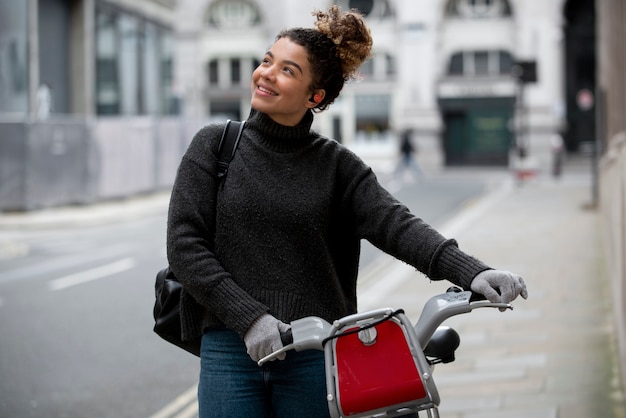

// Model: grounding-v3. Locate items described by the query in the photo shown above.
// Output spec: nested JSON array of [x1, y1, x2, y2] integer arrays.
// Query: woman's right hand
[[244, 313, 291, 362]]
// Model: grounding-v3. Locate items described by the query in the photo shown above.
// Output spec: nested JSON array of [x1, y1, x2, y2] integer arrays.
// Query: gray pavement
[[0, 192, 170, 231], [359, 156, 626, 418], [1, 155, 625, 418]]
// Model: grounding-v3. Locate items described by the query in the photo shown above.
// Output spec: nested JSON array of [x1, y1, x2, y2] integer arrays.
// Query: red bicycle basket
[[334, 320, 428, 416]]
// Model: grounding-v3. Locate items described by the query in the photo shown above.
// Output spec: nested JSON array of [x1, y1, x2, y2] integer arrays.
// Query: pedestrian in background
[[396, 128, 423, 179], [167, 6, 528, 418]]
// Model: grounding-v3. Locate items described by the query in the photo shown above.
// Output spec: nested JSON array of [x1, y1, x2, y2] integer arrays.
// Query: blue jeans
[[198, 327, 329, 418]]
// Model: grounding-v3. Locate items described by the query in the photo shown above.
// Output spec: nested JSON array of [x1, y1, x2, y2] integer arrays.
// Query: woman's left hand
[[470, 269, 528, 308]]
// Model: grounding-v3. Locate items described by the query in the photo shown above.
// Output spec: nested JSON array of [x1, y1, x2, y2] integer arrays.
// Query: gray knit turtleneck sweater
[[167, 109, 490, 342]]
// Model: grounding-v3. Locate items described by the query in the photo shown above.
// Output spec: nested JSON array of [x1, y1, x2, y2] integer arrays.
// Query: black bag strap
[[216, 120, 245, 179]]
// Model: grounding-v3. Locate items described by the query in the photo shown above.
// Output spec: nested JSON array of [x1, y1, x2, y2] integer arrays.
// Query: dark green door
[[440, 97, 514, 166], [443, 112, 468, 165]]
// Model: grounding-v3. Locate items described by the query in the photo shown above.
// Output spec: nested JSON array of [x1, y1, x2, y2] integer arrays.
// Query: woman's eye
[[283, 67, 294, 75]]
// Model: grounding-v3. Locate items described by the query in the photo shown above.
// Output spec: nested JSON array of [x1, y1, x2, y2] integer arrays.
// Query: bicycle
[[259, 287, 513, 418]]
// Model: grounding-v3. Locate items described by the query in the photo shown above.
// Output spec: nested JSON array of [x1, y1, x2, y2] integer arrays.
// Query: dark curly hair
[[276, 6, 373, 112]]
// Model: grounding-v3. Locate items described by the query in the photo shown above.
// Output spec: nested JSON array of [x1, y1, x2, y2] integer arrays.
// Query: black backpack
[[153, 120, 245, 356]]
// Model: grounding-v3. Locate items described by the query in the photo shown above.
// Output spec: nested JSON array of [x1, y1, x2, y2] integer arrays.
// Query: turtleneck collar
[[245, 109, 315, 153]]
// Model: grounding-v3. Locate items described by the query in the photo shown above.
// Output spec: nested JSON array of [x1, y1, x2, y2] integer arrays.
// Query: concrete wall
[[0, 119, 91, 211], [600, 134, 626, 394], [0, 117, 205, 212], [597, 0, 626, 394]]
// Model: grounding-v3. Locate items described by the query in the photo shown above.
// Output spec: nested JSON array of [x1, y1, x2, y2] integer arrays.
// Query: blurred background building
[[175, 0, 573, 170], [0, 0, 180, 211], [0, 0, 596, 208]]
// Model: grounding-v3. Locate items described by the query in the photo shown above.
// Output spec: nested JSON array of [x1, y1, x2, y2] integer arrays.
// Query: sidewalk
[[0, 191, 171, 231], [358, 158, 626, 418]]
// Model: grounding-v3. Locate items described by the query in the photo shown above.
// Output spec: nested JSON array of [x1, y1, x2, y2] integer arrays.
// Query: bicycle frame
[[259, 289, 512, 417]]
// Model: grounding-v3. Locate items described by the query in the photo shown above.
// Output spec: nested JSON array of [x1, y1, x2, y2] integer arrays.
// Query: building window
[[385, 53, 396, 76], [230, 58, 241, 84], [0, 1, 29, 113], [118, 14, 140, 114], [359, 59, 374, 78], [206, 56, 259, 87], [445, 0, 512, 18], [474, 50, 489, 75], [447, 50, 514, 77], [498, 50, 513, 74], [95, 9, 119, 115], [206, 0, 260, 28], [449, 52, 463, 75], [337, 0, 393, 19], [159, 31, 176, 115], [95, 4, 175, 115], [357, 52, 395, 81], [208, 59, 219, 85], [355, 94, 390, 140], [349, 0, 374, 15]]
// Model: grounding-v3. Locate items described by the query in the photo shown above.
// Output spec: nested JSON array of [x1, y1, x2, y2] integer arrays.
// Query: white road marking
[[148, 384, 198, 418], [48, 257, 136, 291]]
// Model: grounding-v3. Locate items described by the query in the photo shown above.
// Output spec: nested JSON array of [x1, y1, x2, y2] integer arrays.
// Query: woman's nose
[[259, 65, 275, 80]]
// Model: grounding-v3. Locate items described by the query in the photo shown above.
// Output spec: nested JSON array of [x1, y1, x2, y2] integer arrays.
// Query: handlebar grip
[[280, 328, 293, 346], [447, 286, 487, 302]]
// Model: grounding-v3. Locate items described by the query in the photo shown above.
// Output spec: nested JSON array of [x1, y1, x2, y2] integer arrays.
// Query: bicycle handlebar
[[259, 290, 512, 366]]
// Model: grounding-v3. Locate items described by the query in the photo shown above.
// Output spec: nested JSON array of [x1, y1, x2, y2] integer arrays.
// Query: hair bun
[[313, 6, 373, 80]]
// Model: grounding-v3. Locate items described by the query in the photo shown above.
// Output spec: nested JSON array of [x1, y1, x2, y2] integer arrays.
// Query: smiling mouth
[[257, 86, 278, 96]]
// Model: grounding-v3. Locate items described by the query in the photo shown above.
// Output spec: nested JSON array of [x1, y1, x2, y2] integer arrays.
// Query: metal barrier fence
[[0, 117, 206, 212]]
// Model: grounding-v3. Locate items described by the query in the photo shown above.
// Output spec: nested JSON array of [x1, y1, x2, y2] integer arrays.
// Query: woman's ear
[[307, 90, 326, 107]]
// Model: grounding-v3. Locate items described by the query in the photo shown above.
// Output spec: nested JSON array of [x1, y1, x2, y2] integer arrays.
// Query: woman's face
[[251, 37, 320, 126]]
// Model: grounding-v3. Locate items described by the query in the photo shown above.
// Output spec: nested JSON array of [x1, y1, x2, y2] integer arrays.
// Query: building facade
[[0, 0, 597, 208], [0, 0, 180, 211], [174, 0, 579, 170]]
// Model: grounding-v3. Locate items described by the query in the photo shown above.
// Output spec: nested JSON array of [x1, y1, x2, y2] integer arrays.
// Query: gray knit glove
[[243, 313, 290, 362], [470, 269, 528, 309]]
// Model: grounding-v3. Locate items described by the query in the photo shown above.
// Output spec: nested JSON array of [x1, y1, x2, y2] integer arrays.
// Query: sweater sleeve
[[336, 149, 490, 288], [167, 125, 268, 337]]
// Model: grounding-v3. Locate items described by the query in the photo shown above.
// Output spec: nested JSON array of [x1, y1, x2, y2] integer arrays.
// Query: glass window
[[118, 14, 139, 114], [95, 5, 174, 116], [341, 0, 394, 18], [444, 0, 512, 18], [208, 59, 219, 85], [349, 0, 374, 16], [448, 50, 514, 76], [385, 53, 396, 76], [143, 22, 159, 114], [355, 94, 390, 138], [230, 58, 241, 84], [474, 51, 489, 75], [449, 52, 463, 75], [0, 0, 29, 113], [96, 9, 119, 115], [160, 30, 175, 115], [359, 59, 374, 78], [499, 50, 513, 74]]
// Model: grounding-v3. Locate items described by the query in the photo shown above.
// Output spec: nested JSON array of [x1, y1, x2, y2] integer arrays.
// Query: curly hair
[[276, 5, 373, 112]]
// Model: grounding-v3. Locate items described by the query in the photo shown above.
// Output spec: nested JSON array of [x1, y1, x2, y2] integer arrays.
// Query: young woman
[[167, 6, 527, 418]]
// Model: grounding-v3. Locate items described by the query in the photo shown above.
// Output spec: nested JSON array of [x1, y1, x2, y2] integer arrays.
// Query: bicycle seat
[[423, 326, 460, 364]]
